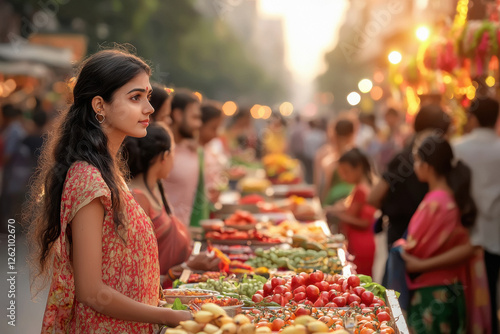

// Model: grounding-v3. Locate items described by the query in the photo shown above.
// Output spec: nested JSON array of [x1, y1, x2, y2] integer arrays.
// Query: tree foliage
[[11, 0, 284, 104]]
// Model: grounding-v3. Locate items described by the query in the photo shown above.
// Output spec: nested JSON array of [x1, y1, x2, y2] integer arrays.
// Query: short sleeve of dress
[[62, 161, 113, 225], [351, 186, 367, 205]]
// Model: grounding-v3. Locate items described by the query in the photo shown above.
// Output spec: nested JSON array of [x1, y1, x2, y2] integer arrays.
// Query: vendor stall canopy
[[0, 43, 72, 69]]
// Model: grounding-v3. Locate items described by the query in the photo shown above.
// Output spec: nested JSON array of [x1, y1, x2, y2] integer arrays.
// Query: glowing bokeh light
[[358, 79, 373, 93], [347, 92, 361, 106], [279, 102, 294, 116], [388, 51, 402, 65], [416, 26, 430, 42], [222, 101, 238, 116]]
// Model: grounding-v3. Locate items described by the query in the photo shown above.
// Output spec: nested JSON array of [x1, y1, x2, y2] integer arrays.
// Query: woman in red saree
[[397, 135, 490, 334]]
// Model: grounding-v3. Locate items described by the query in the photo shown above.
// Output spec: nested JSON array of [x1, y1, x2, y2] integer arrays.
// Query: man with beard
[[162, 90, 206, 227]]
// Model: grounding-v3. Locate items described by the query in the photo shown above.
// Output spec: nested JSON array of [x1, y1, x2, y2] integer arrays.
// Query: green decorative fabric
[[408, 283, 467, 334], [189, 147, 209, 227], [324, 169, 353, 205]]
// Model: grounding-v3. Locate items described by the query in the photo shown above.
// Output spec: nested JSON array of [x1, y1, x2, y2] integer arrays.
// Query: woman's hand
[[186, 252, 221, 272], [401, 243, 477, 274], [325, 201, 346, 216], [161, 309, 192, 327], [400, 250, 426, 273]]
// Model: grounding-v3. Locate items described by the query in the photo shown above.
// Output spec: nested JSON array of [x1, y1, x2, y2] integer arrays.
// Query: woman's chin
[[128, 128, 148, 138]]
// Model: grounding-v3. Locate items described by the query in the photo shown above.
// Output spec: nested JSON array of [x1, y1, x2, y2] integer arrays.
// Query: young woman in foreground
[[27, 49, 191, 333]]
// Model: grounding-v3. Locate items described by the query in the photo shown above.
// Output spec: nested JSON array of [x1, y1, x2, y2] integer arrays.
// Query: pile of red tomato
[[251, 272, 386, 308]]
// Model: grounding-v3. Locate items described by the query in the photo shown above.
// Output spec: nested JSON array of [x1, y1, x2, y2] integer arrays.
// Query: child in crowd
[[326, 148, 377, 276]]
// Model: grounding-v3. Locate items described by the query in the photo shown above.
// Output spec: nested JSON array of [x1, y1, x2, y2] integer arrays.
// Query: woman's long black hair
[[123, 124, 173, 214], [26, 48, 151, 292], [417, 135, 477, 227], [338, 148, 374, 185]]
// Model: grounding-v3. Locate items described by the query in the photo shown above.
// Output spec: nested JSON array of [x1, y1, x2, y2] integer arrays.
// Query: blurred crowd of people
[[287, 100, 500, 333], [1, 49, 500, 333]]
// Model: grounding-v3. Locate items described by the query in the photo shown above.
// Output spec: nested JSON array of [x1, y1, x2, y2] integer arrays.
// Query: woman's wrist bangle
[[167, 268, 177, 281]]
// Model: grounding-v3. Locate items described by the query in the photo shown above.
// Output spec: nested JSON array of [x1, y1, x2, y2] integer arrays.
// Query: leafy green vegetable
[[172, 298, 187, 310], [363, 282, 386, 302], [357, 274, 400, 300], [357, 274, 372, 284]]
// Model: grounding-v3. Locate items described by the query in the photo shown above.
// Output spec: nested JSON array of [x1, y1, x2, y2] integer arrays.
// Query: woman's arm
[[328, 188, 371, 229], [367, 179, 388, 209], [333, 211, 372, 228], [401, 243, 478, 273], [72, 198, 191, 326], [170, 253, 221, 277]]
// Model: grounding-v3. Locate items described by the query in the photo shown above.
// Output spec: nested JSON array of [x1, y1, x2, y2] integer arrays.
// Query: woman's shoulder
[[420, 190, 457, 214], [67, 160, 100, 177], [64, 161, 110, 194], [424, 190, 455, 203], [354, 183, 370, 194]]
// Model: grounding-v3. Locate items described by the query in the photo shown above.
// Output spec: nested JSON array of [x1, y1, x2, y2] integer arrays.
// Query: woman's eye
[[131, 95, 140, 101]]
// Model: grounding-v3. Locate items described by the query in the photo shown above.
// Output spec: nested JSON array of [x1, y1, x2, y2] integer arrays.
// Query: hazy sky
[[259, 0, 349, 81]]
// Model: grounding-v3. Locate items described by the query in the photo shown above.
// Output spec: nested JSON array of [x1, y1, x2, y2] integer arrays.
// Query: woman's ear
[[91, 96, 106, 116]]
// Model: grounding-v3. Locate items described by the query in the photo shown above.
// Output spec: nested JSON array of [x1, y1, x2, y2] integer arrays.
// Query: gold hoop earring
[[95, 113, 105, 124]]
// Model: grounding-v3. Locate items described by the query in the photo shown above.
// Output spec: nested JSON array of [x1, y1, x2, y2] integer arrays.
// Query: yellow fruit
[[204, 324, 220, 334], [332, 331, 350, 334], [294, 316, 316, 326], [233, 314, 251, 326], [194, 311, 215, 323], [281, 325, 307, 334], [202, 303, 228, 317], [255, 327, 271, 334], [180, 320, 204, 333], [306, 321, 329, 333], [221, 322, 237, 334], [213, 316, 234, 327], [165, 329, 188, 334], [237, 323, 256, 334]]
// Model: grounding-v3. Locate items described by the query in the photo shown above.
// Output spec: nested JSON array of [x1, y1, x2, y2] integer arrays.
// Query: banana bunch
[[166, 303, 270, 334], [279, 316, 349, 334]]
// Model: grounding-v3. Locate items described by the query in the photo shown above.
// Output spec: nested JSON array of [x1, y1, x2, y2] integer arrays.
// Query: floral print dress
[[41, 161, 160, 333]]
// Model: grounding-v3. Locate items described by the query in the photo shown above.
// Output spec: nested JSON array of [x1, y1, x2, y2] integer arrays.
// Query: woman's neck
[[335, 139, 353, 154], [131, 171, 161, 204], [107, 132, 125, 159], [355, 176, 370, 188], [144, 169, 159, 194], [427, 174, 450, 193]]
